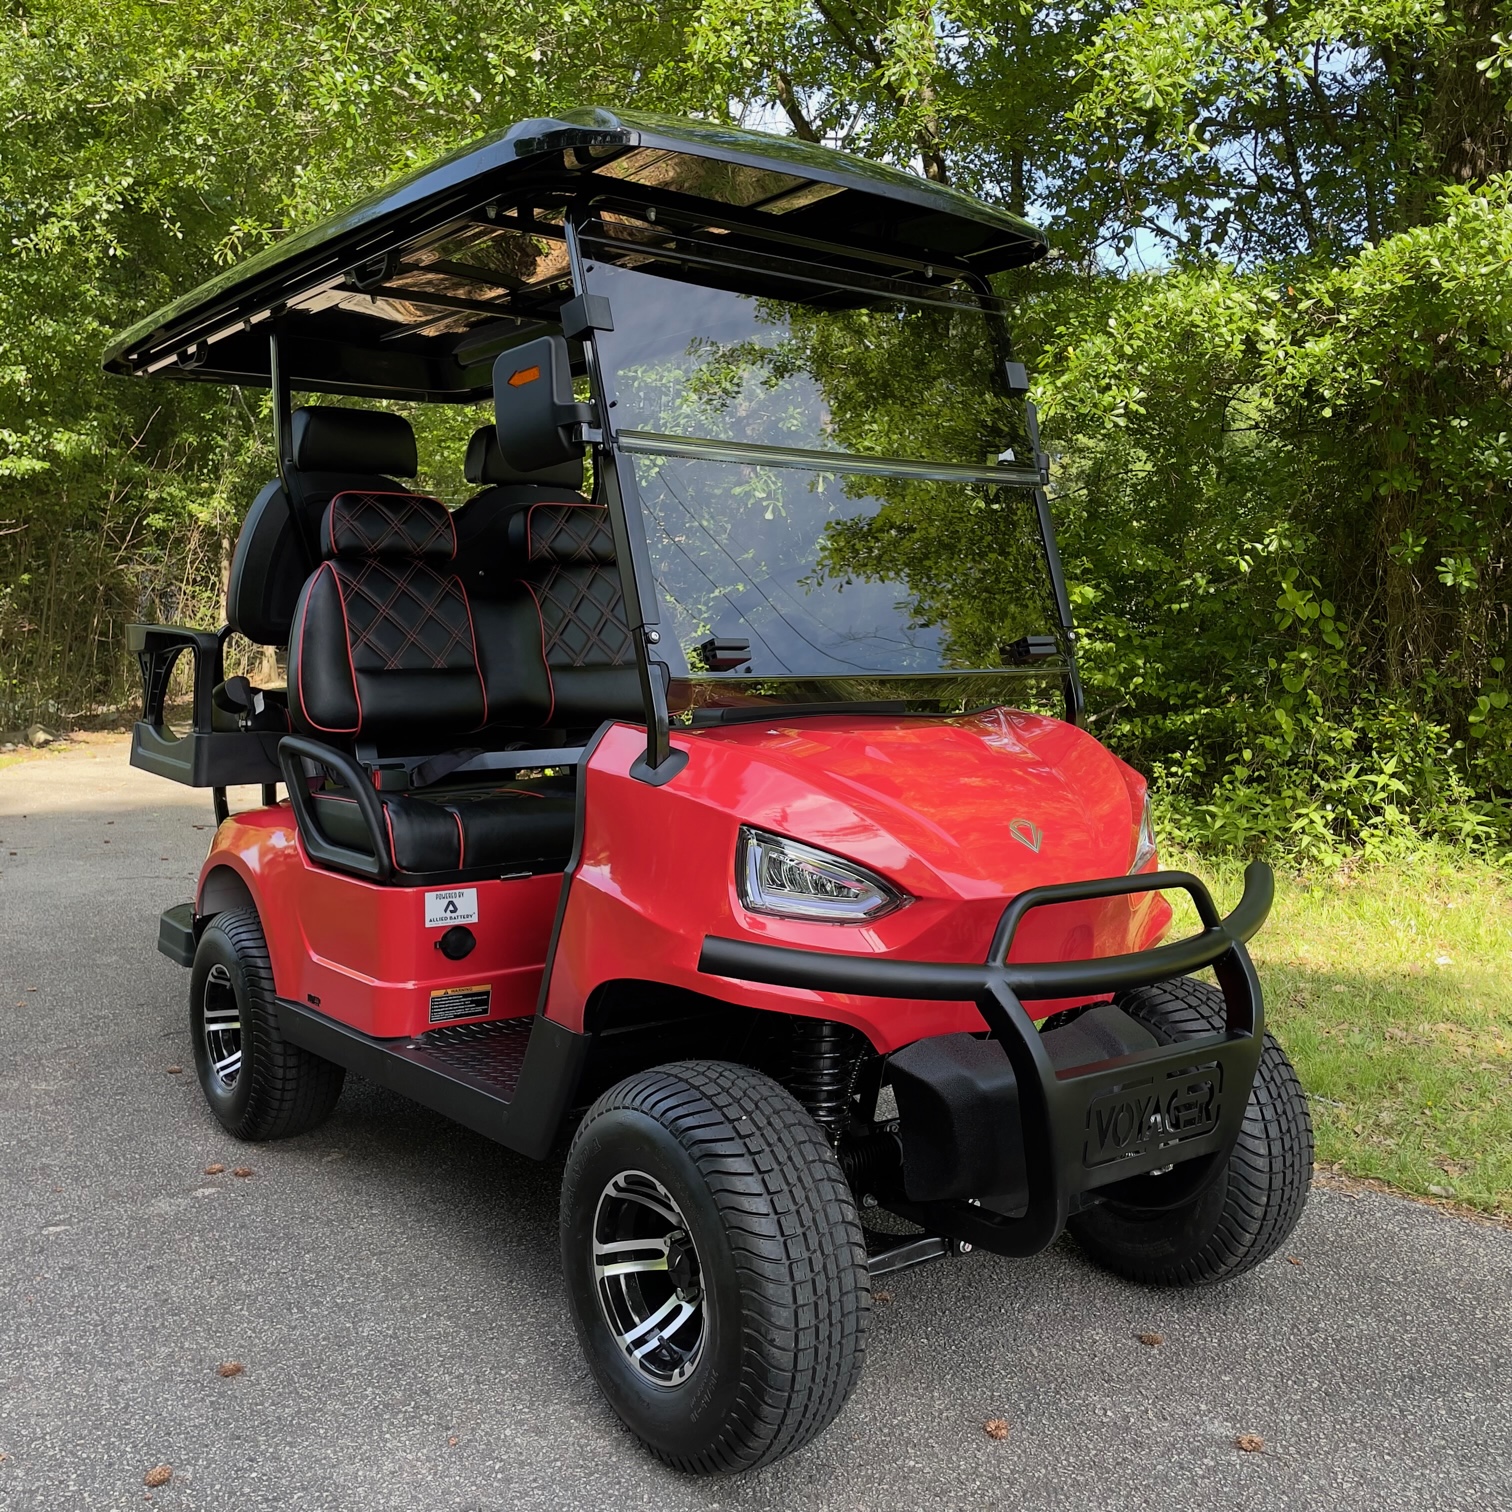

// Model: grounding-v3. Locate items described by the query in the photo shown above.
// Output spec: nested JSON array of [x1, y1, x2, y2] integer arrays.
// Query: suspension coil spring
[[838, 1129, 904, 1202], [788, 1018, 865, 1135]]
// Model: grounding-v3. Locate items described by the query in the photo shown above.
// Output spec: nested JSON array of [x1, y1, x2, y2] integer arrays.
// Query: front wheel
[[1068, 977, 1312, 1286], [560, 1060, 870, 1473]]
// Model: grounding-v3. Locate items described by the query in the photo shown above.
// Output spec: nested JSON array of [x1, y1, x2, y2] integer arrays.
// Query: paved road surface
[[2, 739, 1509, 1511]]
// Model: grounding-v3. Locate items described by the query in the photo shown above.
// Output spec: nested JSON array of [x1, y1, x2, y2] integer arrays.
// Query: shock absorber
[[787, 1018, 864, 1137]]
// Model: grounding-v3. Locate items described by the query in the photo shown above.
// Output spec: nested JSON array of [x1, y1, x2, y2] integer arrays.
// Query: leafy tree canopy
[[1, 0, 1508, 856]]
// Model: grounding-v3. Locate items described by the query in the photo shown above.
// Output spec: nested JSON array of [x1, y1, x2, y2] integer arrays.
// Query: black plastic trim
[[275, 999, 590, 1160], [157, 903, 197, 967], [699, 862, 1275, 1257], [127, 622, 286, 789]]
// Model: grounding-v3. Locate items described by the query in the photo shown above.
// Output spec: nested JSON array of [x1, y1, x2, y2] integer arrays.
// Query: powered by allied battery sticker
[[429, 984, 492, 1024], [425, 887, 478, 927]]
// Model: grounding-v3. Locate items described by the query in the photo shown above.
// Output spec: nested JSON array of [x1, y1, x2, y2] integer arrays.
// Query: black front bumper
[[699, 862, 1274, 1257]]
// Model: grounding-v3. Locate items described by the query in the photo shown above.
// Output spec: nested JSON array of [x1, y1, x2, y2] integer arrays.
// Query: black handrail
[[278, 735, 392, 882]]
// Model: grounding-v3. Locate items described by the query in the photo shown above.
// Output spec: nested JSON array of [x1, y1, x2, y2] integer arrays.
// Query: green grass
[[1166, 846, 1512, 1216]]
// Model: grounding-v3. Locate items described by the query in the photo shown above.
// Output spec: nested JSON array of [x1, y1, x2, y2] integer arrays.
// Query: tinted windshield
[[583, 229, 1033, 468], [582, 225, 1064, 700]]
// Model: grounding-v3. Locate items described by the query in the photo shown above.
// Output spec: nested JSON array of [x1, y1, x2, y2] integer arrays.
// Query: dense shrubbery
[[2, 0, 1508, 861], [1025, 178, 1512, 858]]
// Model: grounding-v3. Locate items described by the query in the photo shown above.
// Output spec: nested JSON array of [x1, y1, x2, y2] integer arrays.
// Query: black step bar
[[275, 999, 590, 1161]]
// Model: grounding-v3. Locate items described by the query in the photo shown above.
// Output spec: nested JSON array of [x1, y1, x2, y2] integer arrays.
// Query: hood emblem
[[1010, 818, 1043, 853]]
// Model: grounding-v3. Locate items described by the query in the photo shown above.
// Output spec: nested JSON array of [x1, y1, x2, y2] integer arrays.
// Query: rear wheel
[[561, 1060, 870, 1473], [1068, 977, 1312, 1285], [189, 909, 345, 1140]]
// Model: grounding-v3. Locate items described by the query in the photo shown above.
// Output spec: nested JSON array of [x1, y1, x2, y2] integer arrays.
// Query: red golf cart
[[109, 108, 1311, 1472]]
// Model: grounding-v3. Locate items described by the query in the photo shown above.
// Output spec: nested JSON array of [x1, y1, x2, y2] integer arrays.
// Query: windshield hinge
[[561, 294, 614, 341]]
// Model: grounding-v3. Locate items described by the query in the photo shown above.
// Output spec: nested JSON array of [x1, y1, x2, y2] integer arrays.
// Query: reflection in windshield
[[588, 254, 1030, 469], [632, 453, 1058, 679], [585, 232, 1061, 691]]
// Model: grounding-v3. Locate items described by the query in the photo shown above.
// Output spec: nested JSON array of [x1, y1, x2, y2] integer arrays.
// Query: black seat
[[226, 407, 421, 647], [286, 489, 574, 878], [511, 501, 643, 726], [452, 425, 590, 604]]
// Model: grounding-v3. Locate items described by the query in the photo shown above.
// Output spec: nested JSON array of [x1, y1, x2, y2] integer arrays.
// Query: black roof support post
[[564, 207, 683, 784], [268, 327, 319, 571]]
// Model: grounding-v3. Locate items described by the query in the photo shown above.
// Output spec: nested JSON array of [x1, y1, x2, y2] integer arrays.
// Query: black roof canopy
[[103, 108, 1048, 402]]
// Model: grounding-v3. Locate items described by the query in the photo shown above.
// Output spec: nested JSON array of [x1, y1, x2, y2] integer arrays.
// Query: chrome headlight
[[737, 828, 908, 923], [1130, 792, 1158, 874]]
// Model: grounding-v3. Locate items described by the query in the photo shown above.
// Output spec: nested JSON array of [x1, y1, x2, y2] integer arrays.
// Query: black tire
[[1067, 977, 1312, 1286], [560, 1060, 870, 1473], [189, 909, 345, 1141]]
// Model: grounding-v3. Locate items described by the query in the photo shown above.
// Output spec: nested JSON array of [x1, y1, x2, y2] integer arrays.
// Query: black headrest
[[292, 407, 417, 477], [465, 425, 584, 491], [324, 491, 456, 561], [509, 503, 616, 565]]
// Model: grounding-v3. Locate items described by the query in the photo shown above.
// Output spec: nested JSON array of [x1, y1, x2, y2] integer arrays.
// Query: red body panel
[[199, 709, 1168, 1053], [197, 808, 558, 1037], [543, 711, 1170, 1052]]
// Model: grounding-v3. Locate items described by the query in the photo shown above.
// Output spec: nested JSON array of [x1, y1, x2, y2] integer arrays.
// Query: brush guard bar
[[699, 863, 1274, 1257]]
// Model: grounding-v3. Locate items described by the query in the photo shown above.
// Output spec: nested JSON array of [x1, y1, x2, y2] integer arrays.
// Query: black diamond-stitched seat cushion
[[311, 784, 575, 875], [510, 502, 617, 564], [326, 490, 457, 560], [505, 502, 643, 725], [288, 492, 555, 737], [291, 556, 486, 734]]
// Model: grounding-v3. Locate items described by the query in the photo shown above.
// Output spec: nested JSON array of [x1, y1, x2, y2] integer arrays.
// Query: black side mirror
[[493, 334, 594, 473]]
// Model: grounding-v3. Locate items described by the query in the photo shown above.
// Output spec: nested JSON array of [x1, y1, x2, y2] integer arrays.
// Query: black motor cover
[[889, 1033, 1028, 1204], [888, 1005, 1161, 1205]]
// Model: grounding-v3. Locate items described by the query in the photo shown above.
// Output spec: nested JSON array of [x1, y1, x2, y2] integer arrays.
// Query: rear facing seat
[[452, 424, 590, 603], [227, 407, 422, 648]]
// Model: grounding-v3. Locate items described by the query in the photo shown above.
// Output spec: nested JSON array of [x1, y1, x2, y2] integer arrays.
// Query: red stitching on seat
[[338, 560, 472, 673], [525, 500, 606, 562], [327, 491, 454, 559], [453, 808, 465, 868], [460, 579, 487, 729], [331, 562, 364, 729], [521, 580, 555, 725], [295, 563, 361, 734]]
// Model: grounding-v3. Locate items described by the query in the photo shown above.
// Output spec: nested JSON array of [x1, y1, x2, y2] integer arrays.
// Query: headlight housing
[[737, 828, 908, 923], [1130, 791, 1158, 874]]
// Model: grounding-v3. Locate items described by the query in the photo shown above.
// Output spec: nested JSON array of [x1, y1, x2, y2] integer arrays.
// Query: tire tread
[[564, 1060, 869, 1473], [1068, 977, 1312, 1286], [200, 909, 345, 1141]]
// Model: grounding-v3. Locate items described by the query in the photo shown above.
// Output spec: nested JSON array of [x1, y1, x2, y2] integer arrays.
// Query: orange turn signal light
[[508, 365, 541, 387]]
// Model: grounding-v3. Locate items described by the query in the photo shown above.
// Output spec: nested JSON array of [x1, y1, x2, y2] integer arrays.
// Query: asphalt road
[[2, 738, 1509, 1512]]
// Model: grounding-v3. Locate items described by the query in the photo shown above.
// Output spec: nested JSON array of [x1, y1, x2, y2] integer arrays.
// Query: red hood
[[689, 708, 1143, 902]]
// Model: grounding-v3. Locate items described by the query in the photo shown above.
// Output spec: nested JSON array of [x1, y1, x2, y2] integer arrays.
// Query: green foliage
[[1021, 174, 1512, 859], [1, 0, 1508, 865]]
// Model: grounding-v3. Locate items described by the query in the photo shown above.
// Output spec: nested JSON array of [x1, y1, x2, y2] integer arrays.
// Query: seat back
[[511, 502, 643, 727], [288, 491, 552, 739], [226, 407, 419, 646], [452, 425, 590, 603]]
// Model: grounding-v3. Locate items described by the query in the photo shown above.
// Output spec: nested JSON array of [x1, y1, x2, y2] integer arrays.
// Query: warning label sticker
[[429, 984, 491, 1024], [425, 887, 478, 928]]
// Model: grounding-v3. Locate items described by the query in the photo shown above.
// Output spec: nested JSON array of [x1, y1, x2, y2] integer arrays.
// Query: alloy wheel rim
[[201, 962, 243, 1089], [592, 1170, 706, 1386]]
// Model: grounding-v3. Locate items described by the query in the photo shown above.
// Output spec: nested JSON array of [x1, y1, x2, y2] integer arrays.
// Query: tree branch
[[772, 70, 819, 142]]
